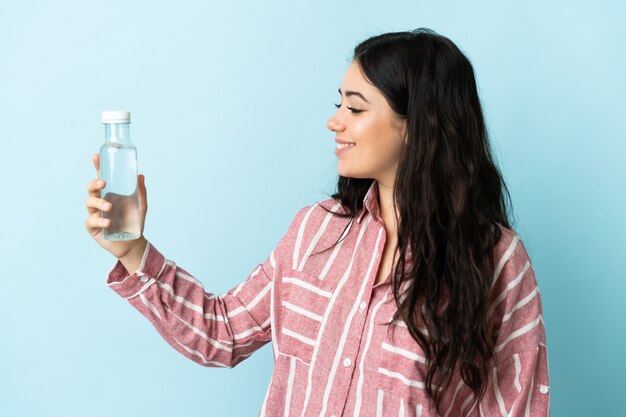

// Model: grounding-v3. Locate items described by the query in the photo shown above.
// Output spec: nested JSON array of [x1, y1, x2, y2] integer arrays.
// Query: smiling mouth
[[336, 143, 356, 150]]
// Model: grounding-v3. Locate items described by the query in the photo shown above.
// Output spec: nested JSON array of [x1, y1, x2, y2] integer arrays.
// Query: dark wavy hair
[[319, 28, 514, 411]]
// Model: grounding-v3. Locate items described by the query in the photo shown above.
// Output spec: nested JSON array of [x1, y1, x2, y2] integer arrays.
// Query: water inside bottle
[[100, 142, 140, 241], [102, 188, 140, 240]]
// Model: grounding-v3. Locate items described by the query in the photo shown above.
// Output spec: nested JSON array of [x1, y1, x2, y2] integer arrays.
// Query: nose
[[326, 110, 345, 133]]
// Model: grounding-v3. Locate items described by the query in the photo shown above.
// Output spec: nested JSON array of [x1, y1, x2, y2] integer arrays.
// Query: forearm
[[118, 236, 148, 273], [106, 242, 274, 368]]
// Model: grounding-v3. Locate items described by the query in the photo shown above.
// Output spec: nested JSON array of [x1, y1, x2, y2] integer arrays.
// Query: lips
[[335, 138, 356, 145], [335, 139, 356, 155]]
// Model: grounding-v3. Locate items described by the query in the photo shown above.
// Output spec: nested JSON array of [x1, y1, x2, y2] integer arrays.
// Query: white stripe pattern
[[225, 281, 272, 318], [233, 317, 270, 340], [270, 249, 276, 269], [155, 279, 271, 322], [293, 204, 317, 270], [284, 356, 296, 417], [155, 259, 168, 280], [443, 380, 465, 417], [460, 393, 476, 417], [282, 328, 316, 347], [232, 266, 261, 296], [298, 202, 341, 271], [524, 368, 535, 417], [319, 219, 352, 281], [492, 235, 519, 289], [139, 293, 162, 320], [124, 278, 156, 299], [378, 367, 427, 389], [496, 315, 543, 353], [104, 183, 549, 416], [174, 339, 230, 368], [270, 269, 279, 359], [283, 277, 333, 298], [514, 353, 522, 392], [164, 306, 233, 352], [157, 281, 203, 313], [493, 366, 511, 417], [489, 260, 531, 318], [503, 287, 538, 322], [282, 301, 323, 322], [175, 269, 204, 288], [353, 287, 392, 417], [300, 216, 373, 417], [382, 342, 428, 364], [393, 319, 430, 336], [318, 226, 384, 417]]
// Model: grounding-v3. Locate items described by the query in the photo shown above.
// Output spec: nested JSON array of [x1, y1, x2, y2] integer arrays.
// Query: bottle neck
[[104, 123, 132, 145]]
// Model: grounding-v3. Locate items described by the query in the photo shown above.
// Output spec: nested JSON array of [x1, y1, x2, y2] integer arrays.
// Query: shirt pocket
[[278, 269, 337, 365], [376, 319, 435, 410]]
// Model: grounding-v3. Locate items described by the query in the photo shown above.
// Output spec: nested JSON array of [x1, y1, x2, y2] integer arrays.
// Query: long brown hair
[[319, 28, 514, 411]]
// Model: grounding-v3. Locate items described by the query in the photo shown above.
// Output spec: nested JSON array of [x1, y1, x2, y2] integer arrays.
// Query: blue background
[[1, 1, 624, 416]]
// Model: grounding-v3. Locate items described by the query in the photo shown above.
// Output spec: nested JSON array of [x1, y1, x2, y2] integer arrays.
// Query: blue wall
[[0, 1, 624, 416]]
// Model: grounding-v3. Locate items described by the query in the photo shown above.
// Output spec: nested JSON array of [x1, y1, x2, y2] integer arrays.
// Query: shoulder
[[288, 198, 349, 229], [270, 198, 350, 268], [492, 223, 534, 281], [278, 198, 349, 243], [490, 223, 546, 358], [491, 223, 537, 295]]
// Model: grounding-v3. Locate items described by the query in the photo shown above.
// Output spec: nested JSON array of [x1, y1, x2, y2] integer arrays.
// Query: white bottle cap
[[102, 111, 131, 124]]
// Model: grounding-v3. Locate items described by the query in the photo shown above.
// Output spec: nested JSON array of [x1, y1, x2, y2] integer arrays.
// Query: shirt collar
[[356, 180, 380, 224], [356, 180, 414, 264]]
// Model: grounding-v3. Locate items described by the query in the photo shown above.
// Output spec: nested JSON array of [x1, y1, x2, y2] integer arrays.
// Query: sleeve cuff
[[106, 241, 167, 299]]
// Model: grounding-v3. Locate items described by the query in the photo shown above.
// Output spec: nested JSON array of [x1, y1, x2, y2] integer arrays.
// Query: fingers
[[85, 193, 111, 231], [92, 153, 100, 178], [87, 178, 106, 197], [85, 194, 111, 211], [85, 215, 110, 230], [138, 174, 148, 213]]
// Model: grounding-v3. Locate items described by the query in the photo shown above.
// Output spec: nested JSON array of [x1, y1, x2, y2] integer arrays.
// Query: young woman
[[85, 28, 549, 416]]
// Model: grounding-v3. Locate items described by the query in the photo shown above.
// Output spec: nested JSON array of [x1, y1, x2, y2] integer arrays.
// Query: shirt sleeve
[[106, 241, 274, 368], [104, 207, 307, 368], [477, 230, 550, 416], [476, 344, 550, 416]]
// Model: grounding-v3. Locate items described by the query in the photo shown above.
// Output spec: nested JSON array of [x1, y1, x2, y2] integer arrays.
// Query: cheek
[[350, 117, 386, 147], [348, 119, 371, 141], [349, 113, 404, 156]]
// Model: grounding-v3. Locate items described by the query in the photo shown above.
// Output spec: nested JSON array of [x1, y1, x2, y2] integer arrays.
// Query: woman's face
[[327, 61, 406, 187]]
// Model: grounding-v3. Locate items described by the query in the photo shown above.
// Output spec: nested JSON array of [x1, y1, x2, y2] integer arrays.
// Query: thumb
[[138, 174, 148, 214]]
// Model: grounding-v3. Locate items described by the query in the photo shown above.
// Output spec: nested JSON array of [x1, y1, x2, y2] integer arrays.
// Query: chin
[[337, 167, 355, 178], [337, 162, 376, 179]]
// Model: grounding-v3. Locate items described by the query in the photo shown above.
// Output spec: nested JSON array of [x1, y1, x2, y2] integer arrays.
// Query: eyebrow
[[338, 88, 370, 104]]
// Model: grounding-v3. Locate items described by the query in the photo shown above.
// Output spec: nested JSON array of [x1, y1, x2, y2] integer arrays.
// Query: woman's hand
[[85, 153, 148, 264]]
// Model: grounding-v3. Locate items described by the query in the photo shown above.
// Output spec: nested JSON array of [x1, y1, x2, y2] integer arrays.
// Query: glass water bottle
[[99, 111, 140, 241]]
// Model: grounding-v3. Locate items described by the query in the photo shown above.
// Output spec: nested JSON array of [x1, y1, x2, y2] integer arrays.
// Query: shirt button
[[359, 301, 367, 311], [140, 275, 149, 283], [539, 385, 549, 394], [343, 358, 352, 367]]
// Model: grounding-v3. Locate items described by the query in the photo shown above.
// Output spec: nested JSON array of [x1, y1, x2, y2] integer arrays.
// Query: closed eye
[[334, 103, 363, 114]]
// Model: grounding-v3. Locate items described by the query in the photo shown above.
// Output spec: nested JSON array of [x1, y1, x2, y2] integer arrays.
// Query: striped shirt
[[107, 180, 549, 416]]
